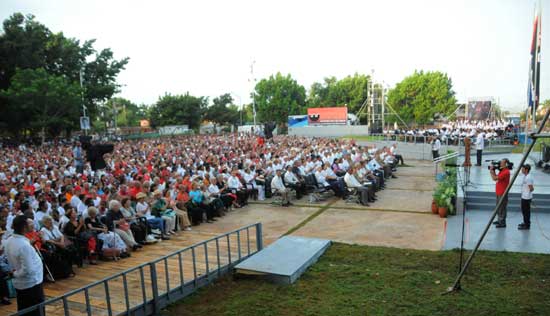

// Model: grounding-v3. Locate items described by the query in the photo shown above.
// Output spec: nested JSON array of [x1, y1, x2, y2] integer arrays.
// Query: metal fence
[[367, 133, 513, 148], [12, 223, 263, 316]]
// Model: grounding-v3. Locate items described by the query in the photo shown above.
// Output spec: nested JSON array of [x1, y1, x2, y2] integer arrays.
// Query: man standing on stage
[[5, 215, 45, 316], [490, 159, 510, 228], [431, 137, 441, 160], [475, 130, 484, 166], [518, 164, 534, 230]]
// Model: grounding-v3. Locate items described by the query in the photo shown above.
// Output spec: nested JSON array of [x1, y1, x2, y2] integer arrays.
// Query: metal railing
[[369, 133, 513, 148], [433, 151, 459, 177], [12, 223, 263, 316]]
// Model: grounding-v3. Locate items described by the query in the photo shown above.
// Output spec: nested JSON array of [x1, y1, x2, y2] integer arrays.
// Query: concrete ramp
[[235, 236, 331, 284]]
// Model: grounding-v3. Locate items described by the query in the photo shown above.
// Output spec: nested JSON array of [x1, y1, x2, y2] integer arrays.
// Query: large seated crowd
[[0, 134, 403, 305]]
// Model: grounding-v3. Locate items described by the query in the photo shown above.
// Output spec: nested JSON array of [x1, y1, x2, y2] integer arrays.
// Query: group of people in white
[[385, 119, 515, 145]]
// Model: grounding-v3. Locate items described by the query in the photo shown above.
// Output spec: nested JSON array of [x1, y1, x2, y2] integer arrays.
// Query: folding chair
[[344, 187, 361, 204]]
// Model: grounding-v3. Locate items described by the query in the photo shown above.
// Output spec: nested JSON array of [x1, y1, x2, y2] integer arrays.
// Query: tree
[[307, 74, 370, 113], [254, 73, 306, 124], [0, 68, 81, 142], [204, 93, 240, 129], [386, 70, 457, 125], [0, 13, 128, 137], [99, 97, 147, 129], [522, 99, 550, 122], [149, 93, 207, 129]]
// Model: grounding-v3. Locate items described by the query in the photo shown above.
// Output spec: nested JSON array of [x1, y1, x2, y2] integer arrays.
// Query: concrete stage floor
[[444, 210, 550, 254], [460, 152, 550, 194], [445, 153, 550, 254]]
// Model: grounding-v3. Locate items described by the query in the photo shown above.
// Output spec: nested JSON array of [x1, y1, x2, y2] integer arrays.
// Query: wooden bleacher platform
[[2, 226, 259, 316]]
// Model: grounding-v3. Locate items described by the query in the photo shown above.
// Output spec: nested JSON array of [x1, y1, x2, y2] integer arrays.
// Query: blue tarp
[[288, 115, 308, 127]]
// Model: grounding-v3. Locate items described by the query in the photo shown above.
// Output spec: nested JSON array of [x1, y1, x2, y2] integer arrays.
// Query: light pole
[[113, 102, 117, 136], [249, 60, 257, 126], [229, 92, 242, 126], [79, 68, 88, 136]]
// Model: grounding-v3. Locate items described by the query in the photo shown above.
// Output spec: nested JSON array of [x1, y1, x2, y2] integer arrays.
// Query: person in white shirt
[[33, 201, 48, 231], [431, 137, 441, 160], [343, 167, 371, 205], [70, 188, 86, 216], [518, 164, 535, 230], [314, 166, 330, 188], [283, 165, 305, 200], [209, 177, 237, 208], [227, 170, 248, 206], [271, 169, 290, 206], [391, 144, 404, 165], [241, 167, 259, 200], [475, 130, 484, 166], [135, 193, 167, 240], [5, 215, 45, 315]]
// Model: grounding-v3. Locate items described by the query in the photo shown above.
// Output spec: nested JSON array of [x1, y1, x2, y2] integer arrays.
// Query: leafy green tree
[[225, 105, 241, 126], [100, 97, 147, 129], [254, 73, 306, 124], [0, 13, 128, 137], [149, 93, 207, 129], [204, 93, 240, 129], [522, 99, 550, 121], [0, 68, 81, 142], [307, 74, 370, 113], [386, 70, 457, 125]]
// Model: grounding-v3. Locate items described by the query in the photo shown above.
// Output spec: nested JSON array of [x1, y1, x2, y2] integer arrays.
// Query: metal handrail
[[433, 151, 459, 164], [11, 222, 263, 316]]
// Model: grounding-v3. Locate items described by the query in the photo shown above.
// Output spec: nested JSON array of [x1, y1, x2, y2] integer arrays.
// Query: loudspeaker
[[79, 135, 93, 150], [86, 144, 114, 171], [264, 122, 276, 139], [542, 144, 550, 162]]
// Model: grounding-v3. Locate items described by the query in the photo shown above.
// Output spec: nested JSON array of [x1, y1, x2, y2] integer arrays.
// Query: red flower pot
[[431, 200, 438, 214], [438, 206, 448, 218]]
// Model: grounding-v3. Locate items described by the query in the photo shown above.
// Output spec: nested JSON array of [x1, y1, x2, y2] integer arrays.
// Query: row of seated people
[[267, 154, 399, 206], [1, 155, 398, 298], [0, 183, 249, 286]]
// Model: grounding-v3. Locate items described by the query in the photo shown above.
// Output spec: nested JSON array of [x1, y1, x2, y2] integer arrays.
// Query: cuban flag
[[528, 2, 542, 109]]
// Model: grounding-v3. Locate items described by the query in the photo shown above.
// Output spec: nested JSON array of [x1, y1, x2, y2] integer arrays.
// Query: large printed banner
[[467, 101, 491, 121], [307, 107, 348, 125], [288, 115, 308, 127]]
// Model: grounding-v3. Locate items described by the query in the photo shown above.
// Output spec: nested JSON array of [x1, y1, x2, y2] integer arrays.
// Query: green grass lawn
[[163, 243, 550, 316], [511, 143, 543, 154]]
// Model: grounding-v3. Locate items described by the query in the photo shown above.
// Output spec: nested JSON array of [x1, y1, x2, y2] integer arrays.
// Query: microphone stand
[[443, 165, 471, 295], [455, 167, 468, 292]]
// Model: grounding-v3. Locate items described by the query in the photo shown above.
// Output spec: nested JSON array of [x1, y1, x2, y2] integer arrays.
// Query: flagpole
[[532, 0, 541, 132]]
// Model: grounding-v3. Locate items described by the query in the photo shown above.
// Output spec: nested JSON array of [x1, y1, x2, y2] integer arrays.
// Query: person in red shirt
[[490, 159, 511, 228], [128, 181, 142, 199]]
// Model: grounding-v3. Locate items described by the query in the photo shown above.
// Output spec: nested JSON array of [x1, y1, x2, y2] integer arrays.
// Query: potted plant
[[439, 185, 456, 218], [432, 188, 442, 214], [435, 193, 448, 218], [431, 198, 438, 214]]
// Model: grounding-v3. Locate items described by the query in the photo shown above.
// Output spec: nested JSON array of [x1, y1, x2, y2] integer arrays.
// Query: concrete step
[[466, 201, 550, 213], [466, 191, 550, 200], [467, 196, 550, 204], [235, 236, 331, 285]]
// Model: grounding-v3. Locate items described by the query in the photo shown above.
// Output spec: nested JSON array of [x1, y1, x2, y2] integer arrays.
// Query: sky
[[1, 0, 548, 112]]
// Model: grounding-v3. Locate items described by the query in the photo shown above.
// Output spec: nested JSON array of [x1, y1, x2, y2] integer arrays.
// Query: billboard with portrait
[[307, 107, 348, 125], [467, 100, 492, 121]]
